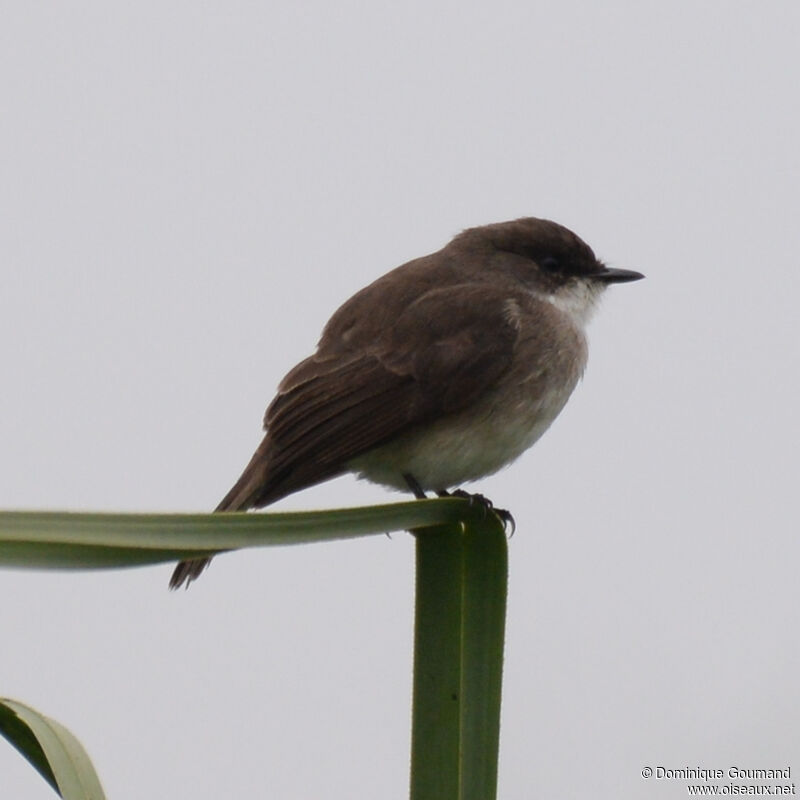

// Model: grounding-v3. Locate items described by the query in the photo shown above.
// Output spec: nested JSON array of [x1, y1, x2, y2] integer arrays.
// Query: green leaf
[[1, 500, 509, 800], [0, 697, 106, 799], [0, 500, 483, 570], [410, 515, 508, 800]]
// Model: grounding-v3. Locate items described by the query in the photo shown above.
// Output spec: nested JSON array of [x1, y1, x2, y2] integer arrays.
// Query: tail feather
[[169, 431, 343, 589], [168, 556, 211, 589], [169, 442, 277, 590]]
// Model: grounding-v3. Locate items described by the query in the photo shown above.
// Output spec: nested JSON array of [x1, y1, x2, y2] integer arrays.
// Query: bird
[[170, 217, 643, 588]]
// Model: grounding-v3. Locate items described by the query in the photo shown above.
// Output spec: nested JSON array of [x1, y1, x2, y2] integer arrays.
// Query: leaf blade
[[0, 697, 106, 799], [460, 518, 507, 800], [0, 500, 481, 570], [409, 513, 508, 800], [409, 524, 464, 800]]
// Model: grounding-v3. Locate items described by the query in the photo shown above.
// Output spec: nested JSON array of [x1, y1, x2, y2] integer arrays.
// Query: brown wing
[[215, 284, 521, 510]]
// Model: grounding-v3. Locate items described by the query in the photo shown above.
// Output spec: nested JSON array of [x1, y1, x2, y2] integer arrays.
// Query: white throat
[[541, 279, 604, 328]]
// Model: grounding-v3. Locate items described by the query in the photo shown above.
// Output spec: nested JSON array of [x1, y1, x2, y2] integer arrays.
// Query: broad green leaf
[[0, 697, 105, 799], [0, 500, 481, 570], [410, 515, 508, 800], [1, 500, 509, 800]]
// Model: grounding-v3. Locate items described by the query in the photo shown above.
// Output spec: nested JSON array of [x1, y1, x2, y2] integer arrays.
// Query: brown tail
[[168, 554, 214, 589], [169, 421, 345, 589], [169, 441, 278, 590]]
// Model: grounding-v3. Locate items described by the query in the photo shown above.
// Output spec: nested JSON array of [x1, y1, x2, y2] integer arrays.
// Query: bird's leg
[[435, 488, 516, 535], [403, 473, 428, 500]]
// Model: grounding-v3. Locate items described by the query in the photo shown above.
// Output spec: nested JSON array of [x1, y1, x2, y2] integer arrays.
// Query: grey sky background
[[2, 2, 799, 798]]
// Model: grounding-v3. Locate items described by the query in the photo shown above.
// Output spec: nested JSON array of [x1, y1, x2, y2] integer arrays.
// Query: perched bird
[[170, 217, 643, 588]]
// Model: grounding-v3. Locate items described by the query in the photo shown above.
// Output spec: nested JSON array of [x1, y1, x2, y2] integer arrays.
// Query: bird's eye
[[539, 256, 560, 273]]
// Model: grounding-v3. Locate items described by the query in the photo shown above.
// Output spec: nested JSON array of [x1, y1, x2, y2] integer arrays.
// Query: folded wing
[[216, 284, 521, 510]]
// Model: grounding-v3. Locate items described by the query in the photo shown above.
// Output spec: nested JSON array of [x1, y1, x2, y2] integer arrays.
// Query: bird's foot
[[403, 473, 428, 499], [436, 489, 516, 536]]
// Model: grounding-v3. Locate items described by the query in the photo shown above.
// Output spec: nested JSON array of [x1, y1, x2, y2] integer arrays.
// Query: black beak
[[592, 266, 645, 284]]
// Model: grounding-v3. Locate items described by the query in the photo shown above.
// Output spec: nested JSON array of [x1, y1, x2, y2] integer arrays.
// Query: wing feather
[[218, 284, 521, 509]]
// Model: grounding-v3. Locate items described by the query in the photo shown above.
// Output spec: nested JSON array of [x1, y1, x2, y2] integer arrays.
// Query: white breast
[[348, 283, 599, 493], [349, 343, 588, 492]]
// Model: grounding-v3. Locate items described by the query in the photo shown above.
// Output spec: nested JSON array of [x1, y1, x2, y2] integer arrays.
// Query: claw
[[440, 489, 515, 535], [496, 508, 516, 537]]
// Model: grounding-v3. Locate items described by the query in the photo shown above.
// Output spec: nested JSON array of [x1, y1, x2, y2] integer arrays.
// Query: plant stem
[[409, 518, 507, 800]]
